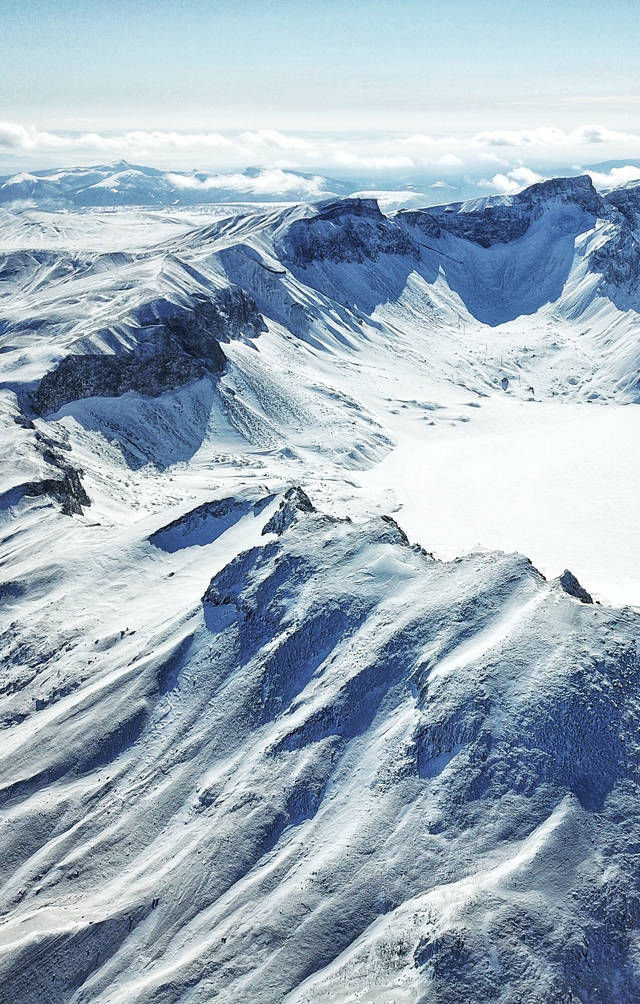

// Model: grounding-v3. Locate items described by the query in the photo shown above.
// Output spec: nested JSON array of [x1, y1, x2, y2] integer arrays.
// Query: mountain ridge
[[1, 169, 640, 1001]]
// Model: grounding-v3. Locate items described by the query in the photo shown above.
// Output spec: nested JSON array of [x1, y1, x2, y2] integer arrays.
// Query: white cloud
[[348, 189, 430, 211], [586, 164, 640, 190], [438, 153, 463, 167], [485, 167, 546, 195], [2, 119, 640, 188], [165, 168, 330, 198], [473, 124, 640, 150], [332, 151, 414, 170], [239, 130, 311, 151]]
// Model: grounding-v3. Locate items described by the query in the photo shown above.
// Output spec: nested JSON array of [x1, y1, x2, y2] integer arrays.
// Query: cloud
[[0, 122, 235, 155], [2, 119, 640, 188], [485, 167, 546, 195], [332, 151, 415, 170], [239, 130, 311, 151], [473, 124, 640, 149], [438, 153, 463, 167], [164, 168, 331, 197], [586, 164, 640, 190]]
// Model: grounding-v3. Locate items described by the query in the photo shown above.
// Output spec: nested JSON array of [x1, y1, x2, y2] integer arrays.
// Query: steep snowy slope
[[1, 174, 640, 1002], [2, 492, 640, 1003]]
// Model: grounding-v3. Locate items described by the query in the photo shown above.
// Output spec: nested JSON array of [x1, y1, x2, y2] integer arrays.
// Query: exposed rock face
[[521, 175, 603, 215], [279, 198, 416, 264], [22, 466, 90, 516], [399, 175, 604, 249], [559, 569, 594, 605], [590, 228, 640, 287], [36, 350, 207, 416], [35, 289, 266, 415], [150, 495, 273, 552], [262, 486, 315, 536], [312, 198, 386, 223], [402, 203, 531, 248], [12, 430, 92, 516], [605, 183, 640, 229]]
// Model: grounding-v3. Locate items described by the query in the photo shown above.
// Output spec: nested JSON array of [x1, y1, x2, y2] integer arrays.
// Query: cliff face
[[35, 288, 267, 415], [279, 198, 417, 264], [399, 176, 605, 249]]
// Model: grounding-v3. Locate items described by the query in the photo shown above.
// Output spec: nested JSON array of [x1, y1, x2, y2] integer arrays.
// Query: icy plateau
[[1, 172, 640, 1002]]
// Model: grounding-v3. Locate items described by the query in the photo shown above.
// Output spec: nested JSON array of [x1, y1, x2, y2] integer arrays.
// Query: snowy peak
[[0, 162, 350, 207]]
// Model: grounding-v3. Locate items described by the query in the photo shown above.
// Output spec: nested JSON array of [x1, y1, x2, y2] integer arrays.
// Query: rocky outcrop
[[558, 569, 594, 604], [279, 199, 416, 265], [590, 227, 640, 287], [150, 495, 273, 552], [35, 288, 266, 415], [35, 350, 207, 416], [22, 465, 90, 516], [399, 175, 604, 249], [402, 203, 530, 248], [13, 430, 91, 516], [604, 183, 640, 228], [262, 486, 315, 536], [521, 174, 603, 215]]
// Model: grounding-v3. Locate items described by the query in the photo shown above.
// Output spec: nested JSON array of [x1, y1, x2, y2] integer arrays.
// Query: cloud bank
[[1, 120, 640, 197]]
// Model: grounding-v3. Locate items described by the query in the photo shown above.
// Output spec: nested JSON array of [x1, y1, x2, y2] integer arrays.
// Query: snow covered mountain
[[2, 173, 640, 1001], [0, 162, 351, 208]]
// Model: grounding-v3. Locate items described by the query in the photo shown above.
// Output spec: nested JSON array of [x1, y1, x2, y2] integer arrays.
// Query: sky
[[1, 0, 640, 190]]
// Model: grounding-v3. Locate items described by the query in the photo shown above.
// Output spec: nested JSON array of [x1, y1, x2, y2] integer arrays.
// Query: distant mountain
[[0, 161, 353, 208]]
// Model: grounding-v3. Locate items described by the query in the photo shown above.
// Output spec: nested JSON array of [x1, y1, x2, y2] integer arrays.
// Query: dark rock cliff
[[35, 288, 266, 415]]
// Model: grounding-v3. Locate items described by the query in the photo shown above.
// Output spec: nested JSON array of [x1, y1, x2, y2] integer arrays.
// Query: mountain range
[[0, 162, 352, 208], [1, 172, 640, 1001]]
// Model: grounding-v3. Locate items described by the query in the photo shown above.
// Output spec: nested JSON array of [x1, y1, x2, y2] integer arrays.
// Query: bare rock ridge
[[34, 287, 267, 415], [279, 197, 416, 264], [398, 175, 604, 248], [558, 568, 594, 605]]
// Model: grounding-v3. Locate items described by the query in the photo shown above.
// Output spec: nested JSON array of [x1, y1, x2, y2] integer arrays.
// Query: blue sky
[[1, 0, 639, 186]]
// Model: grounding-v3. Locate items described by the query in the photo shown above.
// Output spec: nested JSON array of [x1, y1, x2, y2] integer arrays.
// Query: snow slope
[[1, 173, 640, 1001]]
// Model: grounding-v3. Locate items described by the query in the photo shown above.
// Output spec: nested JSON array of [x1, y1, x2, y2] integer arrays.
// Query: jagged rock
[[262, 487, 315, 536], [604, 183, 640, 227], [36, 349, 207, 416], [590, 227, 640, 287], [23, 464, 90, 516], [522, 175, 603, 215], [313, 198, 386, 223], [35, 289, 266, 415], [14, 414, 35, 430], [149, 495, 273, 552], [400, 175, 603, 249], [280, 199, 416, 264], [402, 202, 531, 248], [380, 513, 410, 544], [558, 569, 593, 604]]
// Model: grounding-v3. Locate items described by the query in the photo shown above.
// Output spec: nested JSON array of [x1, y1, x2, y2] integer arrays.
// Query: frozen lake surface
[[361, 399, 640, 608]]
